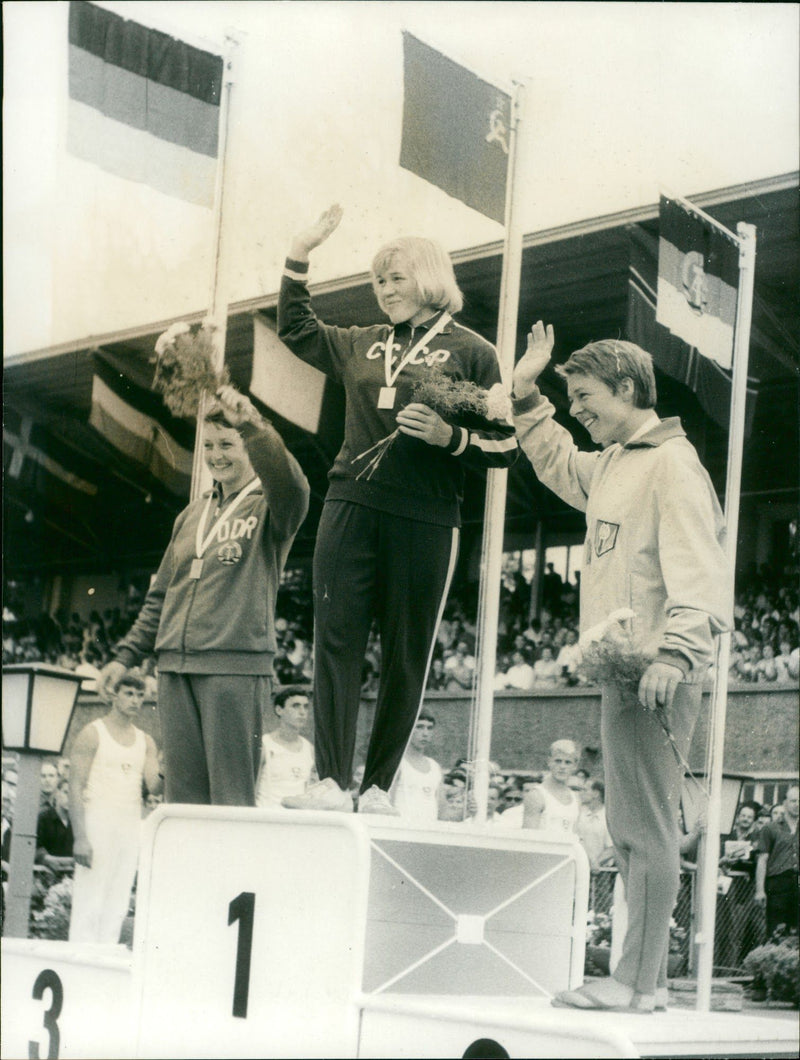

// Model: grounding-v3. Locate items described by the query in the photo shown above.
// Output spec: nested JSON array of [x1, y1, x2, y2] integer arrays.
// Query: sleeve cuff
[[284, 257, 309, 282], [512, 388, 543, 415], [115, 647, 139, 670], [655, 650, 692, 676], [446, 426, 468, 456], [239, 417, 270, 439]]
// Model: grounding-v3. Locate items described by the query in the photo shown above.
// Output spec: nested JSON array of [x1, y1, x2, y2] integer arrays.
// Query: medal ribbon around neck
[[383, 311, 452, 388], [195, 476, 260, 561]]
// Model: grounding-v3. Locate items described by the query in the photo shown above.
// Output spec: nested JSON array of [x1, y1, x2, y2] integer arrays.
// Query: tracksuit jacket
[[114, 421, 309, 676], [513, 388, 730, 675], [278, 257, 519, 525]]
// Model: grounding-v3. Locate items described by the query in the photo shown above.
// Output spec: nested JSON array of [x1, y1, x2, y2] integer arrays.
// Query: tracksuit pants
[[602, 679, 703, 996], [157, 672, 269, 806], [312, 500, 459, 793]]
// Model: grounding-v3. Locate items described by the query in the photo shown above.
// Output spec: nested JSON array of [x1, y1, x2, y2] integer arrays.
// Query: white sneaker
[[282, 778, 353, 812], [358, 785, 400, 816]]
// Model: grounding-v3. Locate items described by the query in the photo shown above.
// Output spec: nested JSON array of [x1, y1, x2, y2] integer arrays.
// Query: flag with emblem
[[627, 221, 757, 435], [655, 195, 739, 370], [67, 0, 223, 207], [399, 32, 511, 224]]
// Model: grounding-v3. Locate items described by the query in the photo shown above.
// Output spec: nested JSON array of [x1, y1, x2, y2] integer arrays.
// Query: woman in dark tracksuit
[[277, 205, 518, 815]]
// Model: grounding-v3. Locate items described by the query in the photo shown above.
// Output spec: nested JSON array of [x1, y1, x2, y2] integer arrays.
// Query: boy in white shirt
[[256, 686, 315, 809], [390, 712, 442, 821]]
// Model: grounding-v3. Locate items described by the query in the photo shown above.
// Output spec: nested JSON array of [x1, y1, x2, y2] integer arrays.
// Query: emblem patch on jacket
[[217, 541, 243, 565], [594, 520, 620, 557]]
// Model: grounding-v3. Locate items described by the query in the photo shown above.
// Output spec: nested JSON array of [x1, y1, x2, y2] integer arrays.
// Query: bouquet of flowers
[[152, 322, 229, 419], [577, 608, 652, 703], [353, 368, 512, 480]]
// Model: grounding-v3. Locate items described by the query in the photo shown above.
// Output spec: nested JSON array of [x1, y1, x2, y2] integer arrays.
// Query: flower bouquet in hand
[[577, 608, 652, 703], [578, 609, 697, 781], [353, 368, 513, 480], [152, 322, 229, 419]]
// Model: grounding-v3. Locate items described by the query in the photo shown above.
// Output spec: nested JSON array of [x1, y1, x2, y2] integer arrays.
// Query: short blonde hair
[[371, 237, 463, 315]]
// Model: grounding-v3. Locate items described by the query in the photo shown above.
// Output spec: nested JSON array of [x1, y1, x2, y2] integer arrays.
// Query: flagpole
[[190, 34, 239, 501], [470, 79, 528, 823], [694, 221, 757, 1010]]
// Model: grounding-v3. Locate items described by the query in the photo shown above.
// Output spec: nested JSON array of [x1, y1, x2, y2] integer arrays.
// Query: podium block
[[0, 938, 133, 1060], [131, 808, 588, 1058], [131, 808, 370, 1059], [362, 820, 588, 998]]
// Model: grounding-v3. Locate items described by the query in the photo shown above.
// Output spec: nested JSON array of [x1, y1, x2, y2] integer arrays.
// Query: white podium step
[[4, 807, 797, 1060]]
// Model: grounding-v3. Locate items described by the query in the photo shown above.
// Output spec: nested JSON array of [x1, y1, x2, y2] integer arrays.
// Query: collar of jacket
[[394, 308, 453, 337], [623, 416, 686, 449]]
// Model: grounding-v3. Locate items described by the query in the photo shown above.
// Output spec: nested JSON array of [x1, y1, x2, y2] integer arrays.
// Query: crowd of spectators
[[3, 555, 798, 692]]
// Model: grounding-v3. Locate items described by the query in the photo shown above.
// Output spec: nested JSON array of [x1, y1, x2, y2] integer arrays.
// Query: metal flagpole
[[694, 221, 757, 1010], [470, 79, 528, 823], [190, 34, 240, 502]]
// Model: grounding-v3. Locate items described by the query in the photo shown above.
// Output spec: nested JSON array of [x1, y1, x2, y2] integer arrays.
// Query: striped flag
[[399, 32, 511, 224], [656, 195, 739, 370], [89, 356, 194, 494], [67, 0, 223, 207], [627, 224, 757, 435]]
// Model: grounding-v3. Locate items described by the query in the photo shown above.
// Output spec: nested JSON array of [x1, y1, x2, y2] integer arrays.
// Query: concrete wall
[[62, 683, 799, 781]]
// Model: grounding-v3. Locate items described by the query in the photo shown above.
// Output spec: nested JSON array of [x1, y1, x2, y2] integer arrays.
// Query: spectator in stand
[[39, 760, 60, 811], [755, 785, 799, 940], [498, 778, 525, 815], [75, 645, 104, 692], [522, 740, 581, 834], [69, 671, 161, 944], [484, 780, 506, 826], [576, 778, 616, 908], [444, 640, 476, 692], [774, 639, 798, 683], [755, 805, 774, 832], [438, 769, 468, 822], [543, 562, 564, 614], [717, 801, 765, 967], [426, 657, 447, 691], [437, 768, 479, 823], [255, 686, 315, 810], [522, 618, 544, 651], [786, 647, 800, 682], [556, 629, 583, 685], [35, 778, 74, 876], [531, 644, 562, 688], [495, 648, 536, 692], [754, 643, 781, 683], [390, 711, 442, 822]]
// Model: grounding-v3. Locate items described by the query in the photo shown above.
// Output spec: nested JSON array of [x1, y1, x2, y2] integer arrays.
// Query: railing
[[585, 866, 765, 980]]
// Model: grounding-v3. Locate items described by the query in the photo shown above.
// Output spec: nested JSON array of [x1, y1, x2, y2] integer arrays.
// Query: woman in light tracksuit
[[512, 322, 728, 1013]]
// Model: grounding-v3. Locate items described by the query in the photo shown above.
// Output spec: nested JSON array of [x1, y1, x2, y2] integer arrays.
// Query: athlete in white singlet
[[256, 686, 314, 809], [69, 673, 160, 943]]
